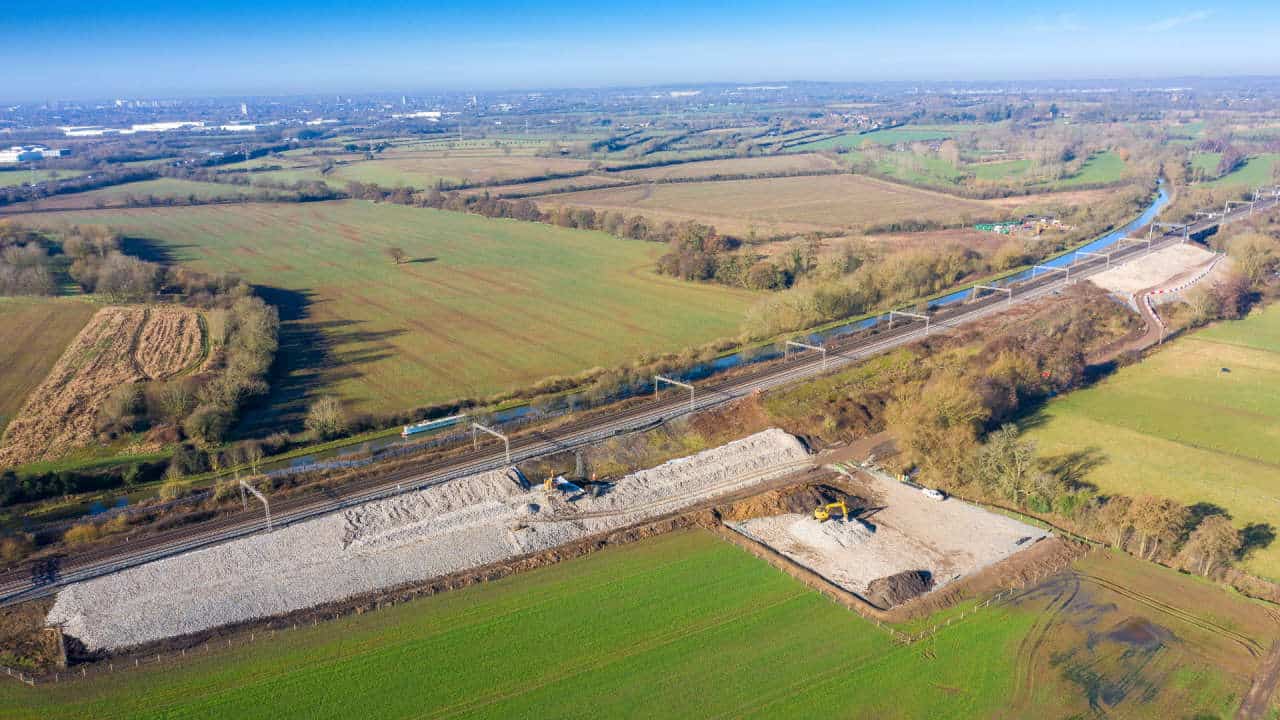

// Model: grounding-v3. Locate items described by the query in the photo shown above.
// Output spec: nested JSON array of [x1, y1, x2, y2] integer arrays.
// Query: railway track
[[1, 197, 1272, 606]]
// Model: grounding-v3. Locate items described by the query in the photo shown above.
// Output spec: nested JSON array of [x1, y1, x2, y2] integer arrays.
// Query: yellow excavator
[[813, 500, 849, 522]]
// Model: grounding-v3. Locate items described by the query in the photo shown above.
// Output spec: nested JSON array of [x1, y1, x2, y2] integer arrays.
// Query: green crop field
[[4, 530, 1264, 719], [0, 297, 98, 436], [27, 201, 756, 423], [1026, 304, 1280, 579]]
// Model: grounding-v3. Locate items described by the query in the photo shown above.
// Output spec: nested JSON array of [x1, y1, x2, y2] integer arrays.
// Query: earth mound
[[864, 570, 933, 609], [718, 483, 859, 521]]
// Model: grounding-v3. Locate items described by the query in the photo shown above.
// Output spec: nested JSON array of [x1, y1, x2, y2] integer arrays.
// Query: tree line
[[0, 222, 159, 300], [0, 166, 159, 207]]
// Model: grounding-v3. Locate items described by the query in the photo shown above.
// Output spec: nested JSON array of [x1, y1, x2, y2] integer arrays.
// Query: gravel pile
[[789, 516, 873, 551], [47, 429, 808, 651]]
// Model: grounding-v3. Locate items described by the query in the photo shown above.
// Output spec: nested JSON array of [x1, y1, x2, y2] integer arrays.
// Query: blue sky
[[4, 1, 1278, 100]]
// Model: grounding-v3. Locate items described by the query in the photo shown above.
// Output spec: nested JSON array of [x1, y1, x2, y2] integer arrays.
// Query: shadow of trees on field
[[1186, 501, 1231, 529], [1039, 447, 1107, 490], [119, 234, 194, 265], [1239, 523, 1276, 561], [233, 285, 404, 437]]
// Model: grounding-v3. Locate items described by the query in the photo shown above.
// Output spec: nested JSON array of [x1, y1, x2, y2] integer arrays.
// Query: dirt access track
[[0, 305, 204, 466]]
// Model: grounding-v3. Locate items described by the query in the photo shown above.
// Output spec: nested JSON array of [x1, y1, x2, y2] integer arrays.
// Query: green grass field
[[3, 530, 1264, 719], [1025, 304, 1280, 579], [1190, 151, 1279, 188], [970, 158, 1031, 181], [1218, 154, 1277, 188], [0, 297, 98, 436], [12, 179, 275, 212], [865, 150, 1127, 192], [1167, 120, 1206, 139], [0, 531, 1022, 719], [0, 169, 90, 187], [791, 127, 960, 152], [30, 201, 756, 422], [1052, 150, 1126, 187]]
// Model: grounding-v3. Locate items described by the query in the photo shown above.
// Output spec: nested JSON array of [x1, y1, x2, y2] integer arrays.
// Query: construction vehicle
[[544, 475, 585, 499], [814, 500, 849, 522]]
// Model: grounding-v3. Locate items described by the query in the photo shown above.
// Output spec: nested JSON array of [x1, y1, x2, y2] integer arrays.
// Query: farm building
[[0, 145, 69, 163]]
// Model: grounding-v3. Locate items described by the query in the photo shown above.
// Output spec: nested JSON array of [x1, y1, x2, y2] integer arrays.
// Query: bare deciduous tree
[[305, 396, 347, 440], [1181, 515, 1241, 576]]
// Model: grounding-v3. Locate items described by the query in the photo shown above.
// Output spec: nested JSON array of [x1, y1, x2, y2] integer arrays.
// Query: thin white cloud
[[1142, 10, 1212, 32]]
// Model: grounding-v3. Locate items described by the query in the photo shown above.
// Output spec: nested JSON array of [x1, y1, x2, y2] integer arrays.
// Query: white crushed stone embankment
[[728, 469, 1047, 599], [1089, 243, 1217, 297], [47, 429, 808, 651]]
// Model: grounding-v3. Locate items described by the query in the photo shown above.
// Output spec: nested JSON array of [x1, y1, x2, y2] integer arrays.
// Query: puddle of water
[[1106, 616, 1174, 650]]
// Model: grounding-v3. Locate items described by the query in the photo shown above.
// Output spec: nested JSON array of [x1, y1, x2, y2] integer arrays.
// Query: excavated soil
[[716, 483, 859, 522], [0, 305, 203, 466], [864, 570, 933, 609], [0, 597, 61, 672]]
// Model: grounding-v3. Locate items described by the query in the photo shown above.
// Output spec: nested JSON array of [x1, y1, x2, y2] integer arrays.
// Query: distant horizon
[[9, 73, 1280, 106], [5, 1, 1278, 102]]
